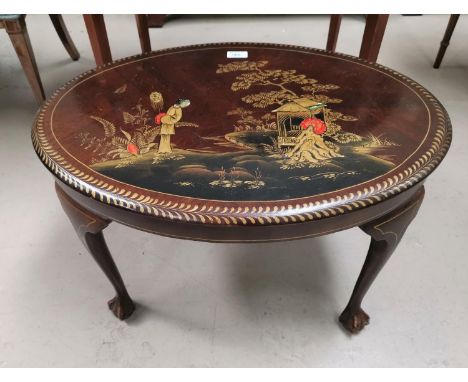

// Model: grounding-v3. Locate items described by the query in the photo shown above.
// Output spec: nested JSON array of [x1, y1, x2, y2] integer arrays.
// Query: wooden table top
[[33, 43, 451, 226]]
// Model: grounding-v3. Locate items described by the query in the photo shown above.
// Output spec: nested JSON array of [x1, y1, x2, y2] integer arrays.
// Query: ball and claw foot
[[108, 295, 135, 320], [339, 306, 370, 334]]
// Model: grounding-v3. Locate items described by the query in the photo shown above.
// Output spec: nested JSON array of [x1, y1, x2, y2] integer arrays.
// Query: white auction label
[[227, 51, 248, 58]]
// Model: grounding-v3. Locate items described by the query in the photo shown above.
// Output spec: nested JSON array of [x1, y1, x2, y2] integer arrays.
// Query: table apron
[[56, 181, 424, 243]]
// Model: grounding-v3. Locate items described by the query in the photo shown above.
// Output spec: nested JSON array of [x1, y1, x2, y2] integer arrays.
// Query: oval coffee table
[[32, 43, 451, 333]]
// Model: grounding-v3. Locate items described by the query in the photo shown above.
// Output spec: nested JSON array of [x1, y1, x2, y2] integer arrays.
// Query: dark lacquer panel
[[49, 46, 429, 201]]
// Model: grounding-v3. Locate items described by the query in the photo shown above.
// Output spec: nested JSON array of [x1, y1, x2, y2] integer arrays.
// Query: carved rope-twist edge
[[31, 42, 452, 226]]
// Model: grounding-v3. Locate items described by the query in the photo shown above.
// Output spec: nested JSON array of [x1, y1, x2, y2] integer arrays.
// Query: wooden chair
[[0, 14, 80, 104], [83, 14, 166, 65], [84, 14, 389, 66], [433, 14, 460, 69], [327, 15, 389, 62]]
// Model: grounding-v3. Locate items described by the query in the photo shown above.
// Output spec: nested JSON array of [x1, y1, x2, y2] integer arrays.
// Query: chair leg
[[359, 14, 389, 62], [83, 14, 112, 66], [135, 14, 151, 53], [4, 16, 45, 104], [433, 14, 460, 69], [326, 15, 342, 52], [49, 14, 80, 61]]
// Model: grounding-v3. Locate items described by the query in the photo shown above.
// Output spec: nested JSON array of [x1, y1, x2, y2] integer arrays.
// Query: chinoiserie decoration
[[78, 59, 398, 200]]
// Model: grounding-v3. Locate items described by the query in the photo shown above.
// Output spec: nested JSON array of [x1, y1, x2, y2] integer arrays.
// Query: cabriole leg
[[55, 183, 135, 319], [340, 187, 425, 333]]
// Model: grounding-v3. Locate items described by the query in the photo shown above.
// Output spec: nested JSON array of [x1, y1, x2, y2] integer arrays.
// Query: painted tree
[[216, 60, 342, 107], [216, 60, 360, 141]]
